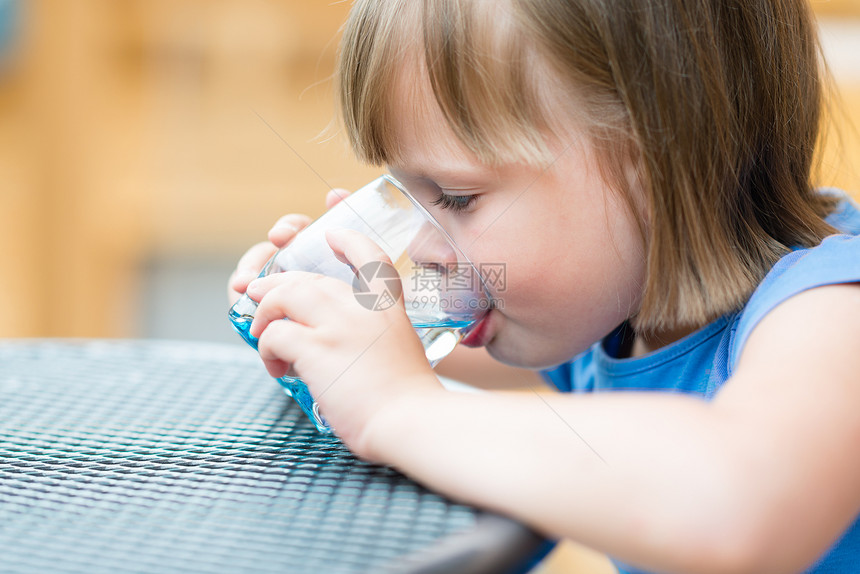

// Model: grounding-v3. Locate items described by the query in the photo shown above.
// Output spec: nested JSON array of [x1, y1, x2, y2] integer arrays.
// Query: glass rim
[[381, 174, 493, 300]]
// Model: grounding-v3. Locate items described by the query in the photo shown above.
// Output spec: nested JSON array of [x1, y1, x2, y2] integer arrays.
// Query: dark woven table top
[[0, 340, 545, 574]]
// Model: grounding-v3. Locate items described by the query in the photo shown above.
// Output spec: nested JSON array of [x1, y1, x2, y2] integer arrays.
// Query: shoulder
[[820, 187, 860, 235], [729, 190, 860, 369]]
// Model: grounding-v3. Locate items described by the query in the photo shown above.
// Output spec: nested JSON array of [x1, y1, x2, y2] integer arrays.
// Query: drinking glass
[[229, 175, 490, 433]]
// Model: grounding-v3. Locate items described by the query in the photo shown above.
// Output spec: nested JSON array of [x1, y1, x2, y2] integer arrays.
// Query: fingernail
[[246, 279, 261, 297], [271, 221, 299, 234]]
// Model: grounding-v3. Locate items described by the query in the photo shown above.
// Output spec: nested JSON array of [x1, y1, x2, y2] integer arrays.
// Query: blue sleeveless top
[[542, 190, 860, 573]]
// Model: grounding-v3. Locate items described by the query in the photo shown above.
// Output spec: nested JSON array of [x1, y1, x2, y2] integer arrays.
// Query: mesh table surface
[[0, 340, 545, 574]]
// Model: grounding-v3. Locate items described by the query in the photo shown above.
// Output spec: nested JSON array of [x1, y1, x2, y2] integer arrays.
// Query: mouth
[[461, 311, 493, 348]]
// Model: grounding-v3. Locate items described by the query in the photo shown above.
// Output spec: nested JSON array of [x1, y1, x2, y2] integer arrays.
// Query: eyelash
[[430, 192, 477, 213]]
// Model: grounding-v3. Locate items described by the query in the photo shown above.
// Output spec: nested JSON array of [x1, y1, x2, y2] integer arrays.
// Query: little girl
[[229, 1, 860, 572]]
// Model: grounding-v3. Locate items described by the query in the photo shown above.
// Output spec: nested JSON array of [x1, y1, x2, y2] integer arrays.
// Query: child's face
[[386, 86, 647, 369]]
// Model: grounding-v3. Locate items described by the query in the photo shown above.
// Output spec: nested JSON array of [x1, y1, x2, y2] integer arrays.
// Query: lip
[[461, 311, 493, 348]]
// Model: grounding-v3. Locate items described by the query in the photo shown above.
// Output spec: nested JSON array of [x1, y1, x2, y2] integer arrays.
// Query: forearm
[[434, 346, 548, 390], [361, 388, 797, 574]]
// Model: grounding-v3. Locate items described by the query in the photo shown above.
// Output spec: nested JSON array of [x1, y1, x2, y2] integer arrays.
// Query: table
[[0, 340, 550, 574]]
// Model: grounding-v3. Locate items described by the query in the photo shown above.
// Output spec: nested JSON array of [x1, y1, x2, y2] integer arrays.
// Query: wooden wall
[[0, 0, 378, 338], [0, 1, 858, 341]]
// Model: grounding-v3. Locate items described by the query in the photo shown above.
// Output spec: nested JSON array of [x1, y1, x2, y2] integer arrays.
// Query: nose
[[407, 222, 459, 270]]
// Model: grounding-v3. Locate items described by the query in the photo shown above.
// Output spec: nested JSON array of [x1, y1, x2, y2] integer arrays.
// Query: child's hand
[[245, 228, 441, 455], [227, 189, 349, 305]]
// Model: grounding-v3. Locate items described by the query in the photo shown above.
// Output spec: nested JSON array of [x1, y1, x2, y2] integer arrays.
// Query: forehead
[[385, 59, 483, 174]]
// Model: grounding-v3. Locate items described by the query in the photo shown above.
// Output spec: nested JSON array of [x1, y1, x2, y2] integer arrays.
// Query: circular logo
[[352, 262, 403, 311]]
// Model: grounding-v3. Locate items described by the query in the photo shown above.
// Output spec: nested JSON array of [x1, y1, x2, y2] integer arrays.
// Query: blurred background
[[0, 1, 857, 572], [0, 0, 380, 343], [0, 0, 858, 345]]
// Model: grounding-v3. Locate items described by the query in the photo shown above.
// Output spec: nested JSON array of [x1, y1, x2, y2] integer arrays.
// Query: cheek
[[450, 178, 646, 331], [493, 207, 645, 357]]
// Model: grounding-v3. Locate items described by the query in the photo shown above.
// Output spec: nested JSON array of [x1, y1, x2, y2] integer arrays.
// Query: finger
[[229, 241, 279, 295], [325, 228, 393, 272], [325, 228, 404, 311], [268, 214, 313, 248], [256, 318, 307, 378], [326, 188, 350, 210], [248, 272, 352, 336]]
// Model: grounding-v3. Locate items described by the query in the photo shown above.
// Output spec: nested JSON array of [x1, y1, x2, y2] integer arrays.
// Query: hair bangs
[[337, 0, 560, 168], [336, 1, 413, 166]]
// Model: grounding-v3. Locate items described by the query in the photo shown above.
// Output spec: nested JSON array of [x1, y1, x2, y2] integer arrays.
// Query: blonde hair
[[336, 0, 837, 332]]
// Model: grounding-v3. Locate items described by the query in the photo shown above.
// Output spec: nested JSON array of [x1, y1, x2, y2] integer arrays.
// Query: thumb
[[326, 228, 403, 310], [326, 228, 393, 270]]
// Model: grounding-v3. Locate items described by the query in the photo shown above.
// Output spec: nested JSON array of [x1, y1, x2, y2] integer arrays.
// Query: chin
[[485, 337, 577, 371]]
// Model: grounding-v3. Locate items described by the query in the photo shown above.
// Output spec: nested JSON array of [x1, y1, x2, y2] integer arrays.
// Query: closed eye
[[430, 192, 477, 213]]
